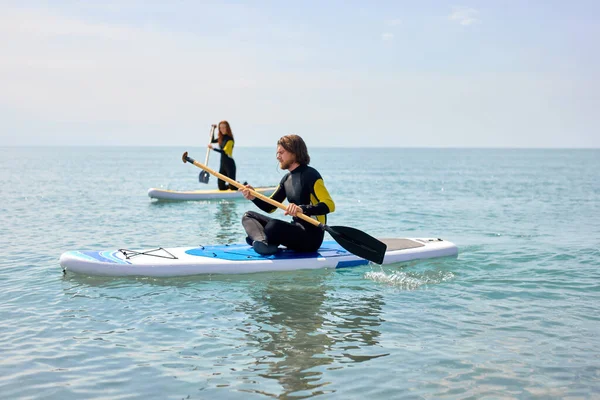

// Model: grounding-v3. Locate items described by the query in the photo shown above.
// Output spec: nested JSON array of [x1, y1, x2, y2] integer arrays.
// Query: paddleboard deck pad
[[60, 238, 458, 277], [148, 187, 276, 201]]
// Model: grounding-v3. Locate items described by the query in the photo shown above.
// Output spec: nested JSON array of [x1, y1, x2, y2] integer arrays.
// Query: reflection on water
[[214, 201, 241, 244], [323, 290, 387, 363], [240, 272, 387, 398]]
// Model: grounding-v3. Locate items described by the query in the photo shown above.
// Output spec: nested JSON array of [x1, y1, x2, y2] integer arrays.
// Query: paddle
[[198, 125, 216, 184], [182, 151, 387, 264]]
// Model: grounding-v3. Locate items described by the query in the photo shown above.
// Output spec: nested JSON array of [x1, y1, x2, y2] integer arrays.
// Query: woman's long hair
[[277, 134, 310, 165], [217, 120, 234, 147]]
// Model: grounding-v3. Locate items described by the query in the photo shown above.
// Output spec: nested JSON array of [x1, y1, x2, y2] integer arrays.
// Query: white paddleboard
[[60, 238, 458, 277], [148, 186, 276, 201]]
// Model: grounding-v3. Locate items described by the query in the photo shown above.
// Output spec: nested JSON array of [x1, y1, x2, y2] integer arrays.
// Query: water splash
[[364, 269, 455, 290]]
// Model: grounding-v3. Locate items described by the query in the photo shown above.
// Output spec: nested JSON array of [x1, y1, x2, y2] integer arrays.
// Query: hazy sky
[[1, 1, 598, 147]]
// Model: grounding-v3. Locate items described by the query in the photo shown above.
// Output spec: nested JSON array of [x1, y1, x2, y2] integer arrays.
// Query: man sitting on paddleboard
[[241, 134, 335, 255]]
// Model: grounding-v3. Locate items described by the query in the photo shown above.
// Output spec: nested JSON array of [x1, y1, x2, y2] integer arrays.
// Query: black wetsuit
[[242, 164, 335, 252], [211, 135, 236, 190]]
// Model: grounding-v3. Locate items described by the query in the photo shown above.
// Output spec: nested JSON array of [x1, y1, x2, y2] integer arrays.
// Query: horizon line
[[1, 145, 598, 150]]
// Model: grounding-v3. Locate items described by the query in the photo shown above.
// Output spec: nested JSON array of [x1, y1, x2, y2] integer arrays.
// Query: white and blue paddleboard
[[60, 238, 458, 277], [148, 187, 276, 201]]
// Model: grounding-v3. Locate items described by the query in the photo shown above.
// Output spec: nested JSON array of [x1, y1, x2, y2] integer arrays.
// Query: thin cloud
[[448, 6, 479, 26], [0, 7, 138, 39], [386, 18, 402, 27], [0, 6, 263, 125], [381, 33, 394, 41]]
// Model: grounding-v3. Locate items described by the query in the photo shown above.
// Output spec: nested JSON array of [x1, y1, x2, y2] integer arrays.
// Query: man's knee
[[242, 211, 262, 224]]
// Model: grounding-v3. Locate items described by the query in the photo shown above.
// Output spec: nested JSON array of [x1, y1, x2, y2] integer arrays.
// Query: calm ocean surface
[[0, 146, 598, 399]]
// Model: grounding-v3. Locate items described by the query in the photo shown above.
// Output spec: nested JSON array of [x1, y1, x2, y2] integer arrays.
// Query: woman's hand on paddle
[[208, 144, 213, 149], [241, 184, 255, 200], [284, 203, 303, 217]]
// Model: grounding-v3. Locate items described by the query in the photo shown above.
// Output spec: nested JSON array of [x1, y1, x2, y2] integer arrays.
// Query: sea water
[[0, 147, 598, 399]]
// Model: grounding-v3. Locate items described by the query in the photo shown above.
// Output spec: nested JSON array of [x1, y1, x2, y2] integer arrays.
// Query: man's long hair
[[217, 120, 234, 147], [277, 134, 310, 165]]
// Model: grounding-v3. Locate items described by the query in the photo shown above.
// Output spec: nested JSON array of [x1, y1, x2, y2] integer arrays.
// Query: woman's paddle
[[198, 125, 216, 184], [182, 151, 387, 264]]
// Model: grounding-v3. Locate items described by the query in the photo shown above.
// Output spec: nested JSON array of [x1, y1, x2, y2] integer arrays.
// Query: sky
[[1, 1, 599, 148]]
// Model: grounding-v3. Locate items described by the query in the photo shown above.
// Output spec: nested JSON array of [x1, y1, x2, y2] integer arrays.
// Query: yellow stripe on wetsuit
[[310, 178, 335, 224], [221, 139, 234, 158]]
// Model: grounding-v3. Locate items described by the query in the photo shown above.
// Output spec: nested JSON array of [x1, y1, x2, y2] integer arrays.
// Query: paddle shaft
[[203, 125, 215, 165], [184, 154, 321, 228]]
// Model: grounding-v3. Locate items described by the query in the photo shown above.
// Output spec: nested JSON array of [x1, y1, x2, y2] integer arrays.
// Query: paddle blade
[[324, 225, 387, 264], [199, 171, 210, 184]]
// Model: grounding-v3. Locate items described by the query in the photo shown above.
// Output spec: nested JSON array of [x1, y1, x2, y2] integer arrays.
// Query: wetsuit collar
[[289, 164, 307, 173], [287, 162, 302, 172]]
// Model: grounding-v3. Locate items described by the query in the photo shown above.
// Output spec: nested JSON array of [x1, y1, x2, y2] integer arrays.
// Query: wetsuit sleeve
[[211, 133, 222, 153], [252, 176, 288, 213], [300, 178, 335, 216]]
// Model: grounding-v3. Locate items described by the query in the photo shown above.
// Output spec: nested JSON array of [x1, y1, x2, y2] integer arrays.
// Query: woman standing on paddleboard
[[208, 120, 238, 190]]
